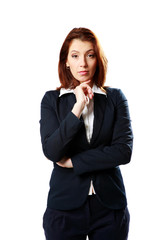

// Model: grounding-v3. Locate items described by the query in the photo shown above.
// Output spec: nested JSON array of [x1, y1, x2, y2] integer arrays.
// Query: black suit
[[40, 87, 133, 211]]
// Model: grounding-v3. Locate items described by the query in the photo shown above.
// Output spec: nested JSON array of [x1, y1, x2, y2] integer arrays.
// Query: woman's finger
[[79, 82, 94, 99]]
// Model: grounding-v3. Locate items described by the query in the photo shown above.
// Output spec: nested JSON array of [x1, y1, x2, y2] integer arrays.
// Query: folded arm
[[40, 82, 94, 163], [40, 92, 83, 162], [71, 89, 133, 175]]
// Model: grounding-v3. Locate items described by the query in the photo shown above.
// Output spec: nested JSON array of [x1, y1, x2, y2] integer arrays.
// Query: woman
[[40, 27, 133, 240]]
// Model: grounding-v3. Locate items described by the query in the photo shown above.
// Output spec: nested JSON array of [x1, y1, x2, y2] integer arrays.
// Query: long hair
[[58, 27, 108, 89]]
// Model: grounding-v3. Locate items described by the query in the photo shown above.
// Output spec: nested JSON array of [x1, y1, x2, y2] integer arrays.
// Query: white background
[[0, 0, 160, 239]]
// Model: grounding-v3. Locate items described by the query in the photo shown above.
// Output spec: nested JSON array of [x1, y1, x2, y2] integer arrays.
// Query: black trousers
[[43, 195, 130, 240]]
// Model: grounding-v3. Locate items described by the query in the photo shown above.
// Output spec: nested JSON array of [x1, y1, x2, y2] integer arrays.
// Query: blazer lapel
[[90, 93, 107, 144], [56, 93, 76, 122]]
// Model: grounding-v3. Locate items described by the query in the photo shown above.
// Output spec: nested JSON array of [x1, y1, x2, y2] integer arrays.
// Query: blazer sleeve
[[71, 89, 133, 175], [40, 91, 83, 162]]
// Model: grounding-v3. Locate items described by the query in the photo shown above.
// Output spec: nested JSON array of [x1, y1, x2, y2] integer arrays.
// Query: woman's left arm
[[71, 89, 133, 175]]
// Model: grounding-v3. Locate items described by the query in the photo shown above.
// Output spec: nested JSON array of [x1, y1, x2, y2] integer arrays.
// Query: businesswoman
[[40, 27, 133, 240]]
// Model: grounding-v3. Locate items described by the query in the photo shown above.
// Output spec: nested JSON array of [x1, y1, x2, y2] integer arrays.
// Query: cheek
[[71, 62, 80, 74], [69, 64, 78, 78], [70, 64, 77, 74]]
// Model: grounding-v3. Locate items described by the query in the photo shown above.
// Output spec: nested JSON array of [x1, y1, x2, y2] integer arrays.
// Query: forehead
[[68, 39, 94, 52]]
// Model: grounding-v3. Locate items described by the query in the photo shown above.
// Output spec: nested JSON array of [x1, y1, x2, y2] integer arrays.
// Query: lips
[[78, 71, 89, 76]]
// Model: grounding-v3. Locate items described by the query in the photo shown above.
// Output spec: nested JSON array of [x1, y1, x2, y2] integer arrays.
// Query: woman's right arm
[[40, 82, 93, 163], [40, 91, 83, 163]]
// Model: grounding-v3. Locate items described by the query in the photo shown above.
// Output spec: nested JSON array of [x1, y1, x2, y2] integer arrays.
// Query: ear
[[66, 60, 69, 67]]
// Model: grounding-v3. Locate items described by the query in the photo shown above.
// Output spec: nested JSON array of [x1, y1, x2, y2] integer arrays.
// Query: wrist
[[72, 102, 84, 118]]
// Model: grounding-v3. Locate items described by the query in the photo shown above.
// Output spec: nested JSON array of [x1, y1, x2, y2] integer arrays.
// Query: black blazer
[[40, 87, 133, 211]]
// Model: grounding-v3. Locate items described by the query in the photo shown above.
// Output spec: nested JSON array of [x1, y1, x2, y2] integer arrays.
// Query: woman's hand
[[72, 80, 94, 118], [74, 80, 94, 103], [56, 157, 73, 168]]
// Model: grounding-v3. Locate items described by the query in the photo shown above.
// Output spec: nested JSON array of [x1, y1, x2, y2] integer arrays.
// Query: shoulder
[[42, 90, 60, 100], [41, 90, 60, 106], [105, 87, 127, 105]]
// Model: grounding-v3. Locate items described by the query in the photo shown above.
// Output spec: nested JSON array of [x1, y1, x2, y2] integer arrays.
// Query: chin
[[78, 77, 92, 82]]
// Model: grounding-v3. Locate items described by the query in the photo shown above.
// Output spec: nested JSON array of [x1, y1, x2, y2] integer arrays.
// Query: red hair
[[58, 27, 108, 89]]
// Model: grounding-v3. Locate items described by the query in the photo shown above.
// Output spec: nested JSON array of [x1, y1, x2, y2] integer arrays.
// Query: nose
[[80, 56, 87, 67]]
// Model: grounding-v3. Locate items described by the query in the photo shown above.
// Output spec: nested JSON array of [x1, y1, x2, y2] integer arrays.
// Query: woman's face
[[66, 39, 97, 85]]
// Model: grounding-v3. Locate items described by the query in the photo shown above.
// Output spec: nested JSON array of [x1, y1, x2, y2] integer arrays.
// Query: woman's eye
[[72, 54, 78, 58], [88, 54, 95, 58]]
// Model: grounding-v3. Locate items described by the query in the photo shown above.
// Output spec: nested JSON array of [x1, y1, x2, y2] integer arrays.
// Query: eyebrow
[[70, 49, 95, 53]]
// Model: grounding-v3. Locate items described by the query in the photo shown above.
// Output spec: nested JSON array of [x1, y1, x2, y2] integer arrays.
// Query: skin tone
[[57, 39, 97, 168]]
